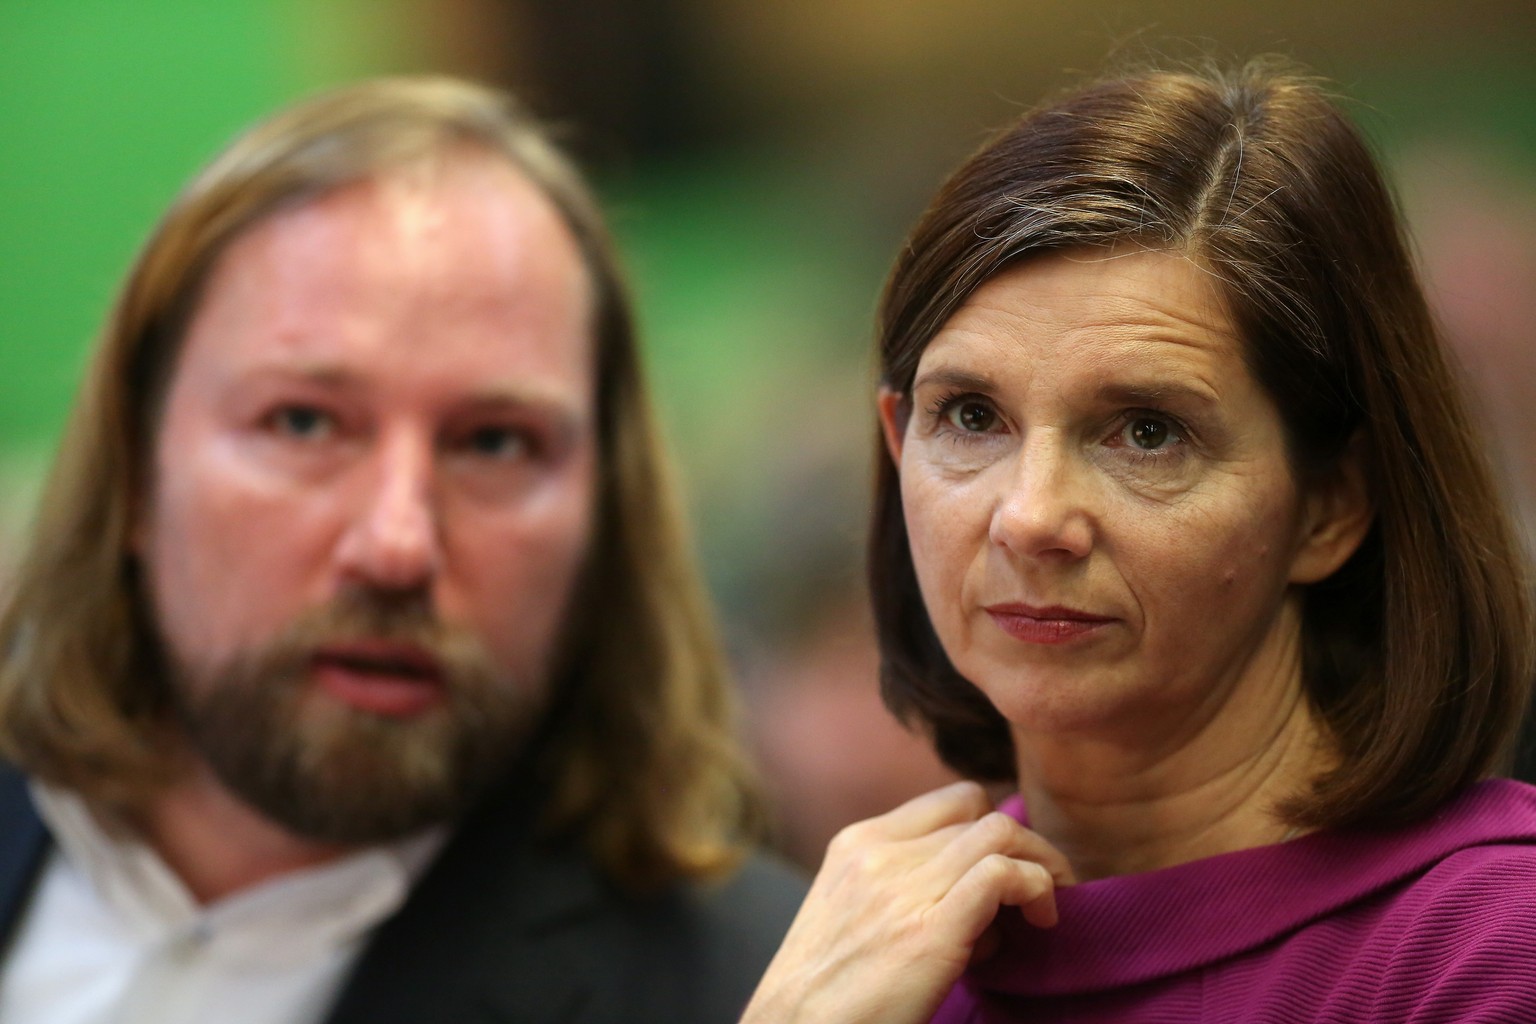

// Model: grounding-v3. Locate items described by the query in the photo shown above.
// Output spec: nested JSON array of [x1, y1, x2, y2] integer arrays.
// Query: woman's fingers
[[938, 852, 1062, 933], [824, 792, 1072, 929], [924, 810, 1077, 890], [739, 784, 1074, 1024], [838, 779, 994, 844]]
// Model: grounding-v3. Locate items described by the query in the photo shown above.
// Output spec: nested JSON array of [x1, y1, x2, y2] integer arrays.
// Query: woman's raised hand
[[740, 780, 1074, 1024]]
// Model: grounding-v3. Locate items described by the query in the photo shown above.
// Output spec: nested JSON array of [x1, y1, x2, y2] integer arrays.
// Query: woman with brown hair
[[743, 59, 1536, 1022]]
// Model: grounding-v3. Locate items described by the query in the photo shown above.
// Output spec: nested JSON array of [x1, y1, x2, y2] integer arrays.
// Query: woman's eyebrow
[[1097, 380, 1219, 408], [910, 367, 997, 395]]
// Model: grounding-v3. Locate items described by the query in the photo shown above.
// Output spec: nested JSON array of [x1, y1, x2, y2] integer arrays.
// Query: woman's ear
[[877, 386, 908, 466], [1289, 434, 1375, 585]]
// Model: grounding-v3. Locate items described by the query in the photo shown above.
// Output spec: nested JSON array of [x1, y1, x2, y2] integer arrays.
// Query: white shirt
[[0, 783, 444, 1024]]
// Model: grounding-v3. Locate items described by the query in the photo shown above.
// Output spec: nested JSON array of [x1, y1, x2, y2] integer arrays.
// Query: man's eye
[[945, 400, 997, 433], [270, 405, 333, 439], [465, 426, 531, 460]]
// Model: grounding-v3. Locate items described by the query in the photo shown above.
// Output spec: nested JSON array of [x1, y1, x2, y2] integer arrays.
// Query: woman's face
[[880, 248, 1364, 746]]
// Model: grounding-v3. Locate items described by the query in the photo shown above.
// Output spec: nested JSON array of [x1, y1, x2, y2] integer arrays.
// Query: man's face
[[136, 151, 598, 843]]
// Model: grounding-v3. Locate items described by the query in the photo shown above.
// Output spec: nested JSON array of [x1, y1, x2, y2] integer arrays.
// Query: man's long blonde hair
[[0, 77, 759, 890]]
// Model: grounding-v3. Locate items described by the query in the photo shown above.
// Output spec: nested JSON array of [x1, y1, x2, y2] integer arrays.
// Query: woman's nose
[[987, 436, 1094, 560], [334, 434, 443, 592]]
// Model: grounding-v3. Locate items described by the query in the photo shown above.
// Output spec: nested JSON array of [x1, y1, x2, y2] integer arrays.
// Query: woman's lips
[[983, 603, 1115, 644], [310, 640, 446, 718]]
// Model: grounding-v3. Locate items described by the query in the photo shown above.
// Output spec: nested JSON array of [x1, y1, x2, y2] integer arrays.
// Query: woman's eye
[[270, 405, 333, 439], [1121, 415, 1181, 451], [945, 400, 998, 433]]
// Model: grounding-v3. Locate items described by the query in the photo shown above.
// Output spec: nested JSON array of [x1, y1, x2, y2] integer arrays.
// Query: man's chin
[[166, 598, 538, 847], [185, 678, 533, 847], [210, 725, 515, 846]]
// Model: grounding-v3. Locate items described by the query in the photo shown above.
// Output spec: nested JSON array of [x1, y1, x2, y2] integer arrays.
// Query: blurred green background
[[4, 0, 1535, 864]]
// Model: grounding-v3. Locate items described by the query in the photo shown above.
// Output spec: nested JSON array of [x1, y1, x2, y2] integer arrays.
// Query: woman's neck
[[1014, 654, 1334, 882]]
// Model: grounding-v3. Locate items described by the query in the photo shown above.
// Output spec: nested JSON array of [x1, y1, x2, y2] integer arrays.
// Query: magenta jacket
[[933, 779, 1536, 1023]]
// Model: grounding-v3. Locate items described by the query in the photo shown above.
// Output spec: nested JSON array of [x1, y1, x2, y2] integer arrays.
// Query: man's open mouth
[[309, 641, 447, 717]]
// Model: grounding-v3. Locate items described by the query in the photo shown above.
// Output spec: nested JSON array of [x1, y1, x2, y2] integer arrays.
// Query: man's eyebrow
[[240, 366, 591, 422], [247, 364, 360, 388], [245, 365, 568, 401], [460, 387, 590, 422]]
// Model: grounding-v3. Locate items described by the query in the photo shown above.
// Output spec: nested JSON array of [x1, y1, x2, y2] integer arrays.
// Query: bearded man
[[0, 77, 804, 1024]]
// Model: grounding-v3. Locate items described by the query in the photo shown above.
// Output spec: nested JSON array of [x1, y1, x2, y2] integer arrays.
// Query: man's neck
[[139, 765, 354, 905]]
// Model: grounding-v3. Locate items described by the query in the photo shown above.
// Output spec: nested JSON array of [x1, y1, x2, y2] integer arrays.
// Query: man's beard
[[165, 589, 540, 845]]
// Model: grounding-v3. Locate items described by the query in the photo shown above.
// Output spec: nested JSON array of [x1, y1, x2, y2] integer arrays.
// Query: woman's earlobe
[[1290, 436, 1375, 585], [877, 387, 909, 465]]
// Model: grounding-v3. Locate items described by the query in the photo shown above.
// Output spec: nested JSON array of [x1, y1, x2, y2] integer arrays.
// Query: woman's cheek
[[903, 468, 987, 635]]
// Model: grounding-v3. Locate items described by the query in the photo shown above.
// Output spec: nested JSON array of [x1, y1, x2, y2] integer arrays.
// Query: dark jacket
[[0, 766, 806, 1023]]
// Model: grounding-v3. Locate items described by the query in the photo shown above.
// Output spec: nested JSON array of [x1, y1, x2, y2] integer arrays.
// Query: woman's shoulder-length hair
[[871, 57, 1534, 830], [0, 76, 759, 890]]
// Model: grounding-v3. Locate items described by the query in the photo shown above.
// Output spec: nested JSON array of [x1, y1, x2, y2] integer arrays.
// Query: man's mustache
[[224, 586, 500, 694]]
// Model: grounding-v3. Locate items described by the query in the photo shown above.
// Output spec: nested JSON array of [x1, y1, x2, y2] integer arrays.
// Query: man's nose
[[987, 434, 1094, 561], [334, 433, 443, 592]]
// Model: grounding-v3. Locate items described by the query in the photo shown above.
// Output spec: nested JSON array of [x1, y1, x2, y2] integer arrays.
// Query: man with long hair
[[0, 77, 803, 1023]]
